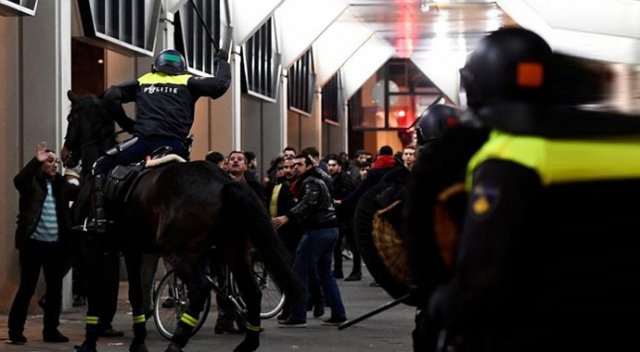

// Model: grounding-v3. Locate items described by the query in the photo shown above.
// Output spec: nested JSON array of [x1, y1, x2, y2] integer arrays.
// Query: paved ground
[[0, 261, 415, 352]]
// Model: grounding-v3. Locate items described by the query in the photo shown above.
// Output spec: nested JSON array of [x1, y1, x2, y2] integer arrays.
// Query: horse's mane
[[72, 94, 116, 143], [68, 93, 118, 172]]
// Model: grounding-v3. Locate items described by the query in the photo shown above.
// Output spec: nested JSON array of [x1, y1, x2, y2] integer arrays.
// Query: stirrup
[[72, 217, 111, 233]]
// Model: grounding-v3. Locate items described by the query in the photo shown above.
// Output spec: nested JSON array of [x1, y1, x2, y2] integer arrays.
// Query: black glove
[[215, 49, 229, 62]]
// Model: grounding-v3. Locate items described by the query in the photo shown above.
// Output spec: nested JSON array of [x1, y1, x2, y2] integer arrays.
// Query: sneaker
[[344, 273, 362, 281], [43, 330, 69, 343], [277, 318, 307, 328], [7, 333, 27, 345], [321, 316, 347, 326]]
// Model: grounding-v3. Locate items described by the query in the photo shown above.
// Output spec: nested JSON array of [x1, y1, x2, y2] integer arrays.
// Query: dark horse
[[61, 91, 300, 352]]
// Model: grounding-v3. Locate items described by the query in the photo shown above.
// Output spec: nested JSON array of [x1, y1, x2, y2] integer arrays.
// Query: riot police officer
[[403, 103, 488, 352], [437, 27, 640, 351]]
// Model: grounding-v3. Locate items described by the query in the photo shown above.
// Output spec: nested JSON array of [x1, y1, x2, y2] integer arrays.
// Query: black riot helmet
[[416, 104, 459, 146], [460, 27, 552, 111], [152, 49, 187, 75]]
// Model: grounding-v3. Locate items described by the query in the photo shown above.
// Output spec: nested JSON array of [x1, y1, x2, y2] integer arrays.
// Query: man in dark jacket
[[8, 142, 79, 345], [325, 154, 354, 279], [339, 145, 399, 281], [272, 154, 347, 327], [267, 157, 300, 254], [341, 145, 398, 207]]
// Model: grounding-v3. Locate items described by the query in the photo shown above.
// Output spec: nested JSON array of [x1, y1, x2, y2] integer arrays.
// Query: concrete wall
[[0, 0, 73, 313], [241, 95, 281, 178], [0, 14, 23, 314], [207, 87, 234, 159]]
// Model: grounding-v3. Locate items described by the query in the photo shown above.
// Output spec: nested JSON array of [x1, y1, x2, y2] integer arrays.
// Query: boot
[[86, 174, 108, 233], [170, 323, 194, 349]]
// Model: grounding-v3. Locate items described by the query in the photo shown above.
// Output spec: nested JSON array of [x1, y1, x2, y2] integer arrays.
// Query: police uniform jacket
[[444, 128, 640, 351], [103, 60, 231, 141]]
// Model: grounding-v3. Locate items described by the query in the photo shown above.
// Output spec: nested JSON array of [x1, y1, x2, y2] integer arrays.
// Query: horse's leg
[[77, 235, 110, 352], [226, 246, 262, 352], [164, 259, 211, 352], [123, 250, 148, 352]]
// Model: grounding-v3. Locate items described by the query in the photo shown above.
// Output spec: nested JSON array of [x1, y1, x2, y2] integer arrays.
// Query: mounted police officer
[[88, 48, 231, 231]]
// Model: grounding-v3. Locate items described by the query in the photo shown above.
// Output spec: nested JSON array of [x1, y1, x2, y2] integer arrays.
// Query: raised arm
[[14, 142, 53, 191], [187, 50, 232, 99]]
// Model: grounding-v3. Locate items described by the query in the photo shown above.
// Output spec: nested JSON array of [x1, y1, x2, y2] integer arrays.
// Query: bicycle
[[153, 254, 286, 339]]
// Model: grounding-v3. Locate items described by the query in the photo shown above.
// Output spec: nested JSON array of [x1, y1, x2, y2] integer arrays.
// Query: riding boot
[[130, 319, 148, 352], [77, 322, 100, 352], [87, 174, 108, 233], [171, 322, 194, 349]]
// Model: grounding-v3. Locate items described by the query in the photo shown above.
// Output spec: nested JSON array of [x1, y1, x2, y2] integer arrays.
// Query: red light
[[398, 110, 406, 117]]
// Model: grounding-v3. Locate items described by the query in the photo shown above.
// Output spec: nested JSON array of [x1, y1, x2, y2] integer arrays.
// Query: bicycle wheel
[[153, 270, 211, 340], [232, 258, 286, 319]]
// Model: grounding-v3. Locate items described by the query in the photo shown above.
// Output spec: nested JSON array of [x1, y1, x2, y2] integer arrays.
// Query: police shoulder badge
[[470, 184, 500, 218]]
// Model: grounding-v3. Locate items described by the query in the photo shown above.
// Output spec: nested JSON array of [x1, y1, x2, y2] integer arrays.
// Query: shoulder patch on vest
[[470, 184, 500, 218]]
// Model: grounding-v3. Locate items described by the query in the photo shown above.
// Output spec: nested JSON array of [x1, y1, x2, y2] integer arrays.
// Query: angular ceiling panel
[[313, 8, 373, 87], [231, 0, 284, 45], [342, 35, 394, 101], [411, 54, 462, 105], [497, 0, 640, 64], [524, 0, 640, 39], [276, 0, 348, 69]]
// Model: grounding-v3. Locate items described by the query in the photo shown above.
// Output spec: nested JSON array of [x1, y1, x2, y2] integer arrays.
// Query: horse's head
[[62, 90, 117, 171]]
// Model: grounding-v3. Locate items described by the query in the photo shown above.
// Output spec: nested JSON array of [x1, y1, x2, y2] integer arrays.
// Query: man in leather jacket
[[272, 153, 347, 327]]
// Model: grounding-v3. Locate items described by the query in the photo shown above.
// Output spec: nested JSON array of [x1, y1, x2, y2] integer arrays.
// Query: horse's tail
[[219, 181, 302, 303]]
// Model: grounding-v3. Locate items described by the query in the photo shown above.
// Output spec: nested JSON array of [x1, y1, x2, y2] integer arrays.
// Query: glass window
[[77, 0, 161, 56], [241, 17, 281, 102], [175, 0, 222, 76], [322, 72, 340, 124], [349, 58, 440, 131], [0, 0, 37, 16], [289, 49, 315, 115]]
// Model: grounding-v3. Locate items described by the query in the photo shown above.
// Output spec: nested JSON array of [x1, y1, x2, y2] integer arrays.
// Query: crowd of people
[[202, 144, 417, 328], [7, 25, 635, 351]]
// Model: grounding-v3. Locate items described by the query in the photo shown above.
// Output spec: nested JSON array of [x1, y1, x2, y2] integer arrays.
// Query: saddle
[[103, 147, 186, 204]]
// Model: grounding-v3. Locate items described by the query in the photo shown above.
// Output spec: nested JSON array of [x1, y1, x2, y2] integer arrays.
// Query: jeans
[[290, 227, 346, 321]]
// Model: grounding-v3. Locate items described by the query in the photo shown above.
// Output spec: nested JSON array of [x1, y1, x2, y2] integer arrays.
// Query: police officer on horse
[[88, 48, 231, 232]]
